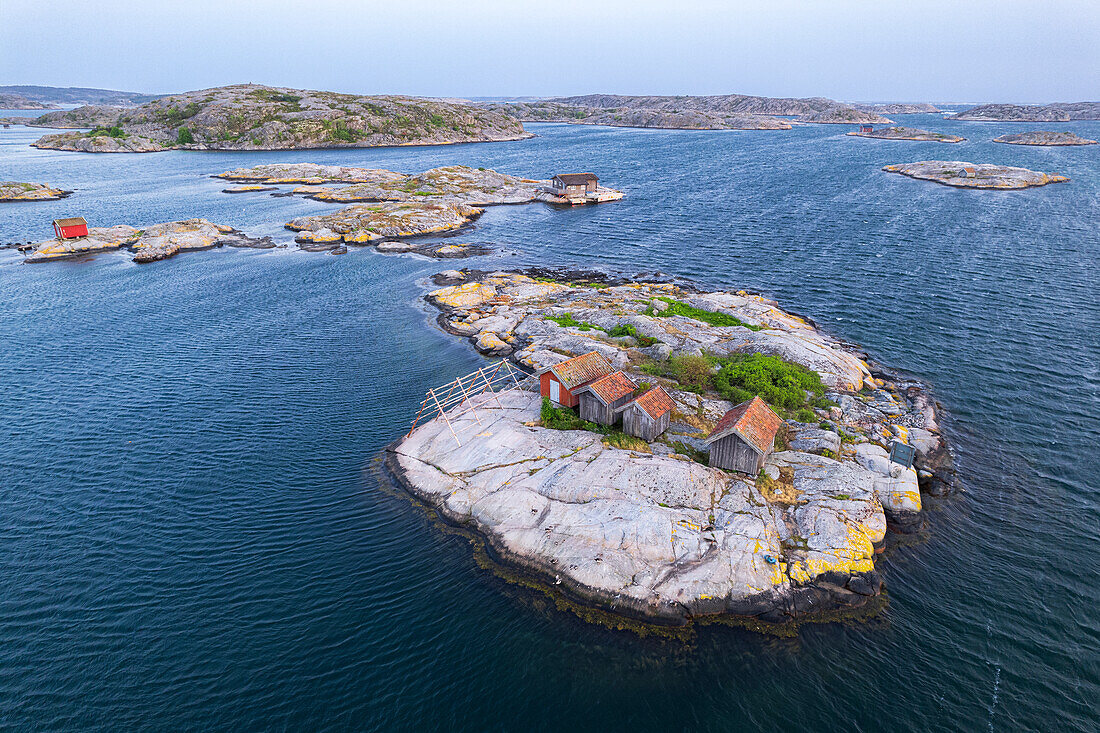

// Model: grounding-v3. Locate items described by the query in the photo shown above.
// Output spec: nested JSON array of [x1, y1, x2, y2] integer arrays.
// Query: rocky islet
[[385, 269, 953, 626], [882, 161, 1069, 189], [0, 181, 72, 202]]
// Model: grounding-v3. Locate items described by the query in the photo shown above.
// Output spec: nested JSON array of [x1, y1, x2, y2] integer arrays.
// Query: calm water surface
[[1, 117, 1098, 730]]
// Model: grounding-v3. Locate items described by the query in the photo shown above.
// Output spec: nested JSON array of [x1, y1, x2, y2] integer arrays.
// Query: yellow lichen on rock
[[430, 282, 498, 309]]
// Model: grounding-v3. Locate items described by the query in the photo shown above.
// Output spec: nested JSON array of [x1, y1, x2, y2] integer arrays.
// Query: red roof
[[544, 351, 614, 390], [578, 370, 636, 404], [705, 396, 783, 454], [632, 385, 675, 420]]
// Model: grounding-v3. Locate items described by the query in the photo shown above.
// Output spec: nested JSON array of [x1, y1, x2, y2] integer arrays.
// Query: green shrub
[[796, 408, 816, 422], [712, 353, 824, 411], [540, 398, 601, 432], [606, 323, 659, 346], [645, 297, 763, 331], [429, 113, 445, 126], [90, 125, 126, 138], [544, 312, 599, 331], [176, 127, 194, 144]]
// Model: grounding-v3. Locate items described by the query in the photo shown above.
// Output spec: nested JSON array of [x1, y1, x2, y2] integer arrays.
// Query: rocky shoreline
[[22, 219, 275, 263], [883, 161, 1069, 189], [0, 181, 72, 202], [385, 269, 953, 627]]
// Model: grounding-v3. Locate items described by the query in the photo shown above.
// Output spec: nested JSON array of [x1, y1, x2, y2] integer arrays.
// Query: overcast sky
[[2, 0, 1097, 103]]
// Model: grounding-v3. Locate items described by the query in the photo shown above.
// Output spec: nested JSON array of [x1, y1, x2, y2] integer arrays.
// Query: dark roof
[[53, 217, 87, 227], [552, 173, 598, 185], [705, 396, 783, 454], [542, 351, 614, 390], [577, 371, 636, 405], [631, 385, 676, 420]]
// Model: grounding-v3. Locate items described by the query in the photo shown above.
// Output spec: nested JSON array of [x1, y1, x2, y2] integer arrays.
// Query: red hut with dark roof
[[53, 217, 88, 239], [705, 396, 783, 474], [537, 351, 614, 408]]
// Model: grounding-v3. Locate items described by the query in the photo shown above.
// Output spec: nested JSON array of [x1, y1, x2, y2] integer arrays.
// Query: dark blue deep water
[[1, 117, 1098, 731]]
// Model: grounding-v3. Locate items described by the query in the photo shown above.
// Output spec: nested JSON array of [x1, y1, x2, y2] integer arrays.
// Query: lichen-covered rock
[[24, 219, 263, 263], [131, 219, 236, 262], [24, 225, 141, 261], [388, 390, 888, 623], [0, 181, 72, 201], [883, 161, 1069, 189], [286, 201, 482, 242]]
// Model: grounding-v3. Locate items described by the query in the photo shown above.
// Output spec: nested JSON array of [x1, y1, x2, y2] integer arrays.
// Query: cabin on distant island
[[52, 217, 88, 239], [538, 351, 614, 408], [575, 370, 637, 425], [859, 124, 874, 134], [621, 385, 676, 441], [550, 173, 599, 199], [705, 396, 783, 474]]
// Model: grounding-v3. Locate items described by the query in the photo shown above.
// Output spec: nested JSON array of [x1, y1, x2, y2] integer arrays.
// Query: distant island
[[0, 94, 57, 110], [883, 161, 1069, 189], [847, 126, 964, 143], [954, 101, 1100, 121], [992, 131, 1097, 146], [853, 103, 941, 114], [0, 181, 71, 201], [480, 93, 892, 130], [26, 84, 531, 152], [0, 85, 162, 106]]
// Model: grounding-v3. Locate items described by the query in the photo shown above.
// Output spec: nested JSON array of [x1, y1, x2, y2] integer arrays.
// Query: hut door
[[549, 379, 561, 404]]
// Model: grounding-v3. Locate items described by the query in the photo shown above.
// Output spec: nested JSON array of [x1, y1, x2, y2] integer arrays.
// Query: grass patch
[[604, 432, 650, 452], [540, 398, 602, 432], [645, 297, 764, 331], [544, 312, 601, 331], [606, 323, 658, 346]]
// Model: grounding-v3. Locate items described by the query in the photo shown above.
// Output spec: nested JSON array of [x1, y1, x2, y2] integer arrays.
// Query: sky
[[2, 0, 1097, 103]]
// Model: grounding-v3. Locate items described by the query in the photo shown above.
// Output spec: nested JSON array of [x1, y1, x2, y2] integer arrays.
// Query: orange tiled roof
[[548, 351, 614, 390], [632, 385, 675, 419], [580, 370, 636, 404], [705, 395, 783, 454]]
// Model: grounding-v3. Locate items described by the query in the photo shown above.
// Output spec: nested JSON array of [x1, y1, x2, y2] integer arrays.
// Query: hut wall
[[623, 406, 671, 442], [579, 393, 616, 425], [709, 434, 764, 474]]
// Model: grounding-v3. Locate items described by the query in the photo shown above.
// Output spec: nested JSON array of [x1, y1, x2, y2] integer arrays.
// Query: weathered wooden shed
[[621, 385, 676, 442], [705, 396, 783, 474], [52, 217, 88, 239], [537, 351, 613, 408], [575, 370, 636, 425], [550, 173, 598, 198]]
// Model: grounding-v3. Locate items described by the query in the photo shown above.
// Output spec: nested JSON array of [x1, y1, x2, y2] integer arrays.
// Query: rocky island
[[482, 93, 891, 130], [882, 161, 1069, 189], [0, 181, 72, 202], [954, 102, 1100, 122], [847, 126, 964, 143], [23, 219, 274, 263], [992, 131, 1097, 146], [0, 94, 57, 110], [214, 164, 622, 255], [28, 84, 531, 152], [386, 269, 952, 627], [853, 103, 941, 115]]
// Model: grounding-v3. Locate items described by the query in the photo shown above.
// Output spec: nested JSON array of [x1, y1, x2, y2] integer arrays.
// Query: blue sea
[[1, 115, 1098, 730]]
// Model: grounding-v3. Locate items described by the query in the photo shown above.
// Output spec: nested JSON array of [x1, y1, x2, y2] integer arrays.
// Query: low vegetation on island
[[0, 181, 72, 202], [27, 84, 532, 152]]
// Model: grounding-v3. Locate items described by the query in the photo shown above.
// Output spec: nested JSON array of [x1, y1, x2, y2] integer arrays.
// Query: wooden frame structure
[[407, 360, 530, 445]]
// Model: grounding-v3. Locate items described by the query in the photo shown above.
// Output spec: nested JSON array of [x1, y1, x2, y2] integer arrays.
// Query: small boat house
[[575, 370, 637, 425], [538, 351, 614, 408], [550, 173, 599, 199], [859, 124, 874, 134], [705, 396, 783, 474], [621, 385, 675, 441], [52, 217, 88, 239]]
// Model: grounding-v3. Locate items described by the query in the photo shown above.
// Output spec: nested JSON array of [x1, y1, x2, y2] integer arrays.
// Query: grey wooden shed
[[621, 385, 676, 442], [705, 396, 784, 474], [575, 371, 637, 426]]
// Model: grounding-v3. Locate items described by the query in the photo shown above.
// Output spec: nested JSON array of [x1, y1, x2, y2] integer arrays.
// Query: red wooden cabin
[[53, 217, 88, 239], [537, 351, 614, 408]]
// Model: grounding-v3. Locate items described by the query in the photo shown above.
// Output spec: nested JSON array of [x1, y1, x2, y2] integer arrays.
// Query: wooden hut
[[575, 370, 636, 425], [550, 173, 598, 199], [621, 385, 675, 441], [859, 124, 874, 134], [705, 396, 783, 474], [52, 217, 88, 239], [538, 351, 613, 408]]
